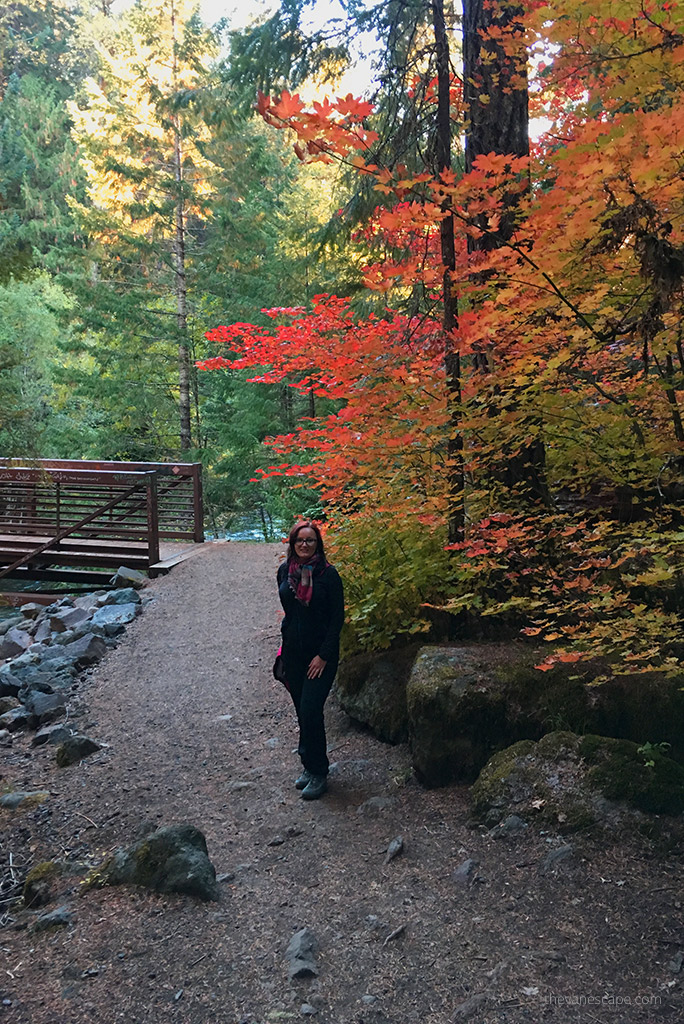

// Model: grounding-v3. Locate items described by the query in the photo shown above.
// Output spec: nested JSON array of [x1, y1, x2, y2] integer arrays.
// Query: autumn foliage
[[200, 0, 684, 671]]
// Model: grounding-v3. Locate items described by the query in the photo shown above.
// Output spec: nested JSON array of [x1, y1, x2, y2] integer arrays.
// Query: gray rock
[[112, 566, 146, 589], [0, 614, 23, 635], [62, 632, 106, 668], [407, 646, 511, 786], [452, 993, 489, 1020], [30, 905, 74, 933], [336, 646, 419, 744], [25, 690, 67, 726], [0, 790, 50, 809], [0, 667, 21, 697], [384, 836, 404, 865], [33, 620, 53, 644], [489, 814, 528, 839], [101, 587, 142, 606], [356, 796, 397, 817], [452, 858, 479, 885], [301, 1004, 318, 1015], [73, 591, 106, 611], [0, 706, 30, 732], [49, 607, 90, 632], [55, 735, 101, 767], [0, 627, 32, 658], [32, 723, 74, 747], [103, 824, 218, 901], [19, 603, 45, 620], [286, 927, 318, 980], [0, 695, 20, 715], [539, 844, 574, 875], [91, 604, 138, 635], [52, 621, 106, 645], [0, 729, 11, 745]]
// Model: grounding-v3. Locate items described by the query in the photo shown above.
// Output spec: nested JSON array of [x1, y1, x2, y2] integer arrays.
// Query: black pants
[[283, 649, 337, 777]]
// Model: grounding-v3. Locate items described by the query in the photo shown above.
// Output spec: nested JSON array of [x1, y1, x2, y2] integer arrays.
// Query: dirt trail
[[1, 542, 681, 1024]]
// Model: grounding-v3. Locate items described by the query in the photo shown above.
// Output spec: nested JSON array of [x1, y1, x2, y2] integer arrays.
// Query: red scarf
[[288, 553, 323, 606]]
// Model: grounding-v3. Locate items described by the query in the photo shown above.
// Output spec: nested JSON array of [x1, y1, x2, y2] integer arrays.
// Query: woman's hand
[[307, 655, 327, 679]]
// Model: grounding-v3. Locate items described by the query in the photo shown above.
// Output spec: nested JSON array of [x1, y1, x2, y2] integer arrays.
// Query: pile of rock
[[0, 583, 145, 754]]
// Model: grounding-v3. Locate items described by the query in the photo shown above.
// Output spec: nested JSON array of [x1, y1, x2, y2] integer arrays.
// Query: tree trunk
[[171, 1, 192, 452], [432, 0, 464, 544], [463, 0, 547, 502]]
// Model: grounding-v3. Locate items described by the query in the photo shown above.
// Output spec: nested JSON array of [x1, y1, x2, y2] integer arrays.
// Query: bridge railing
[[0, 460, 203, 586]]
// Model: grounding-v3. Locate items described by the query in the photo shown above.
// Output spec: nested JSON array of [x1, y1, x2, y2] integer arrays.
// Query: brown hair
[[286, 520, 327, 562]]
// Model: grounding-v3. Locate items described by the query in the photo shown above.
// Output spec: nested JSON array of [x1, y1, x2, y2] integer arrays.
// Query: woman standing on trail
[[277, 521, 344, 800]]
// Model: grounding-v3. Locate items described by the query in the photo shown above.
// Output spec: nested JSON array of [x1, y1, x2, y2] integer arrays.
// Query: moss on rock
[[407, 647, 514, 786], [24, 861, 61, 908], [472, 731, 684, 831], [336, 646, 419, 743]]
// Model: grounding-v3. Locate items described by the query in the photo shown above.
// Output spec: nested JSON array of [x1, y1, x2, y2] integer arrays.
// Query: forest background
[[1, 0, 683, 679]]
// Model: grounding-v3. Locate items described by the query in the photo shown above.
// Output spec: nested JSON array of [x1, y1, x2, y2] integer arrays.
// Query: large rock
[[112, 566, 146, 589], [91, 604, 138, 636], [102, 825, 218, 901], [0, 614, 23, 635], [49, 607, 90, 633], [24, 690, 66, 727], [0, 667, 21, 698], [471, 731, 684, 830], [0, 627, 32, 658], [335, 646, 419, 743], [60, 632, 106, 668], [101, 587, 142, 607], [406, 647, 514, 786]]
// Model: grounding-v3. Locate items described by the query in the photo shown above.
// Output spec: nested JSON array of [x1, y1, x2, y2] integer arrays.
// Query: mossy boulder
[[336, 646, 419, 743], [406, 647, 517, 786], [500, 660, 684, 762], [472, 731, 684, 831], [102, 824, 218, 901], [24, 861, 61, 908]]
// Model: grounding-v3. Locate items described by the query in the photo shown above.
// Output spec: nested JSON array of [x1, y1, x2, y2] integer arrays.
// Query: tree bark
[[171, 0, 192, 451], [463, 0, 547, 502], [432, 0, 464, 544]]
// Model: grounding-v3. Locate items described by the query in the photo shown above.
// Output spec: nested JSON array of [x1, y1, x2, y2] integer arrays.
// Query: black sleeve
[[318, 566, 345, 663]]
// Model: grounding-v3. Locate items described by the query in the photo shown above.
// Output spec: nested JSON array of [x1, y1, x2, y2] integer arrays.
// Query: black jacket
[[277, 560, 345, 664]]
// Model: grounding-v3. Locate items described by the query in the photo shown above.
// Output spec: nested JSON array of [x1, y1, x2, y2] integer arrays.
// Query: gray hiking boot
[[295, 769, 313, 790], [301, 774, 328, 801]]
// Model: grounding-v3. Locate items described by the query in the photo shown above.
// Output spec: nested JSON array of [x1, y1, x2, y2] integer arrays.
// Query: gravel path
[[1, 542, 682, 1023]]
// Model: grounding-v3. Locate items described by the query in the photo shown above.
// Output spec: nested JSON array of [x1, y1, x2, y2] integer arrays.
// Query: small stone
[[286, 927, 318, 980], [0, 790, 50, 810], [356, 796, 397, 817], [56, 735, 101, 767], [361, 995, 377, 1005], [30, 905, 74, 933], [452, 993, 489, 1020], [268, 836, 285, 847], [301, 1004, 318, 1015], [539, 844, 574, 875], [383, 835, 404, 864], [489, 814, 528, 838], [452, 858, 479, 885]]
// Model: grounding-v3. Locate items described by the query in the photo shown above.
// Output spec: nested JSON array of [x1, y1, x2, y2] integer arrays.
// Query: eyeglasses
[[295, 538, 317, 546]]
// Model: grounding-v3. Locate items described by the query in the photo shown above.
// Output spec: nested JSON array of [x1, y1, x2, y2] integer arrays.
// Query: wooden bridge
[[0, 459, 203, 592]]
